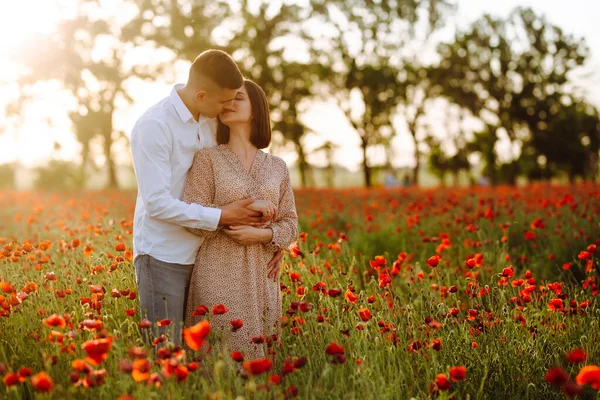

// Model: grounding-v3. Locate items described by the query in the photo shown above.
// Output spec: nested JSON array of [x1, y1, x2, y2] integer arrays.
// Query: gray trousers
[[134, 254, 194, 346]]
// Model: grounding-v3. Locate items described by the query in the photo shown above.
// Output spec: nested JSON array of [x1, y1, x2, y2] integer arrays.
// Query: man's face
[[196, 87, 238, 119]]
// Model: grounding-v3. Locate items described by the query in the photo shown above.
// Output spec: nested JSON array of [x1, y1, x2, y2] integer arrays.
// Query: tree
[[314, 0, 454, 186], [12, 1, 142, 188], [397, 65, 442, 185], [123, 0, 325, 187], [431, 7, 589, 185], [312, 140, 339, 187]]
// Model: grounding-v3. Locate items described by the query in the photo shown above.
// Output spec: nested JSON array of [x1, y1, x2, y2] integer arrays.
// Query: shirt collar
[[170, 84, 214, 128], [170, 84, 196, 124]]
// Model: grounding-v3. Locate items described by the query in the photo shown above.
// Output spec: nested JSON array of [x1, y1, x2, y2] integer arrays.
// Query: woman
[[182, 79, 298, 360]]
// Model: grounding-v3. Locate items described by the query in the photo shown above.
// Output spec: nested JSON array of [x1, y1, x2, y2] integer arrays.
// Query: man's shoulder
[[133, 97, 174, 130]]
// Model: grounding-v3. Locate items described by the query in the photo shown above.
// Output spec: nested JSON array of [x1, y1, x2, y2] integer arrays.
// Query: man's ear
[[194, 90, 207, 102]]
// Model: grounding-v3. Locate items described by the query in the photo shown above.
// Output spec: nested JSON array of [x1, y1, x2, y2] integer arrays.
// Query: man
[[130, 49, 282, 345]]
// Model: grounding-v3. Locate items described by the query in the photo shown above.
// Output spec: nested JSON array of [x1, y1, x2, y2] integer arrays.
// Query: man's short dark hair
[[188, 49, 244, 90], [217, 79, 271, 149]]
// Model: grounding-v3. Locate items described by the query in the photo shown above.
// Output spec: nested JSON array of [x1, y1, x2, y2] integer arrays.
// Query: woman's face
[[219, 84, 252, 126]]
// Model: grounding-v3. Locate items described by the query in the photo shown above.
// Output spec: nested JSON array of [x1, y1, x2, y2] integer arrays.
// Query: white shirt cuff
[[202, 206, 221, 231]]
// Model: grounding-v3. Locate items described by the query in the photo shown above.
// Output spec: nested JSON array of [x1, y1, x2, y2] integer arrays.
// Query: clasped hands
[[218, 198, 277, 246], [218, 198, 282, 281]]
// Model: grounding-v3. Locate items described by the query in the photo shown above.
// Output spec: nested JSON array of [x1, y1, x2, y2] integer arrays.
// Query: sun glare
[[0, 1, 61, 68]]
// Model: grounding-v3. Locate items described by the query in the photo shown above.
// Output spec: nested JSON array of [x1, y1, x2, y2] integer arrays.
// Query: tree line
[[2, 0, 599, 189]]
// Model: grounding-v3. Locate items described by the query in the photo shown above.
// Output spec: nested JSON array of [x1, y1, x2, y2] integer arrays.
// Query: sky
[[0, 0, 598, 174]]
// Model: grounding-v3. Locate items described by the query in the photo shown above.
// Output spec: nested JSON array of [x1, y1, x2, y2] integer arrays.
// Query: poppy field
[[1, 184, 600, 399]]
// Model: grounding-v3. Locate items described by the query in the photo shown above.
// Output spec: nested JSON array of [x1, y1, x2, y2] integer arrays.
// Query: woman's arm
[[182, 150, 222, 239], [263, 163, 298, 252]]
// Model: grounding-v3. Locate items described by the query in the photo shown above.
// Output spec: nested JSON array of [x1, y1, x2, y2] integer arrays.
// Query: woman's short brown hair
[[217, 79, 271, 149]]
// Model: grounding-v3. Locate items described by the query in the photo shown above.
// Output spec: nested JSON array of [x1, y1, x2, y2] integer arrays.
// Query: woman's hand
[[223, 225, 273, 246], [247, 200, 277, 222], [267, 250, 283, 282]]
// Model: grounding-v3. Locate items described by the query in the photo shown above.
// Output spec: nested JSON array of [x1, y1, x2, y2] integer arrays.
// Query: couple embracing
[[130, 49, 298, 360]]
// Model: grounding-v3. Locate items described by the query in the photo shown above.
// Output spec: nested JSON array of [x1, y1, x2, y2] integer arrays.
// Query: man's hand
[[223, 225, 272, 246], [267, 251, 283, 282], [247, 200, 277, 222], [219, 199, 263, 227]]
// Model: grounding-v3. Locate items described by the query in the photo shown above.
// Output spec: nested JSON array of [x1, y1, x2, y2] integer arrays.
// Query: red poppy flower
[[72, 359, 91, 373], [427, 256, 440, 268], [193, 305, 209, 316], [545, 367, 569, 386], [576, 365, 600, 389], [327, 288, 342, 297], [114, 243, 126, 252], [81, 337, 113, 365], [251, 335, 265, 344], [435, 374, 451, 391], [285, 385, 299, 398], [231, 351, 244, 362], [345, 290, 359, 304], [524, 231, 535, 241], [131, 359, 151, 382], [325, 342, 344, 355], [230, 319, 243, 332], [138, 319, 151, 329], [566, 349, 587, 364], [127, 347, 148, 359], [467, 309, 478, 321], [183, 320, 211, 351], [548, 298, 563, 312], [358, 308, 371, 322], [378, 269, 392, 288], [211, 304, 228, 315], [242, 358, 272, 376], [31, 372, 54, 393], [157, 319, 171, 327], [449, 366, 466, 382], [578, 251, 590, 260], [431, 339, 442, 351], [501, 266, 514, 277], [2, 372, 19, 386], [44, 314, 66, 329]]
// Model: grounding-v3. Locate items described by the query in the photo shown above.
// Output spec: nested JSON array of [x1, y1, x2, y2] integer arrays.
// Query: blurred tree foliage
[[0, 164, 15, 190], [4, 2, 599, 188], [123, 0, 325, 187], [430, 7, 598, 185], [33, 161, 82, 191], [314, 0, 455, 186], [11, 0, 153, 188]]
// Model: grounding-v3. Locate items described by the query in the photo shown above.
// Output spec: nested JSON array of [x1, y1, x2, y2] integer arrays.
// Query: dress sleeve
[[264, 162, 299, 252], [182, 150, 223, 239]]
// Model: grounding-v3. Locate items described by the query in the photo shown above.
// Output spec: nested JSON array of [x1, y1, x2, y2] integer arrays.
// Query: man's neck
[[176, 85, 201, 122]]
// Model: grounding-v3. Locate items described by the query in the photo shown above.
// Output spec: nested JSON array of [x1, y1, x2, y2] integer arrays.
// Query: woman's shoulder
[[264, 152, 288, 170], [197, 145, 222, 158], [192, 146, 220, 167]]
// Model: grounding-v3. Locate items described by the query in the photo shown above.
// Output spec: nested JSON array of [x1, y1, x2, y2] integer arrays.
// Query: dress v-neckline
[[221, 144, 261, 175]]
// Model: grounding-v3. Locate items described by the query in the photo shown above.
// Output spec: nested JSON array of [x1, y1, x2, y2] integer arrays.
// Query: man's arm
[[131, 119, 221, 230]]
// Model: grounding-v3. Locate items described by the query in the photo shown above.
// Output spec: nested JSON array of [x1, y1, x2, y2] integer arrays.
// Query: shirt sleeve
[[131, 119, 221, 230], [264, 161, 299, 252]]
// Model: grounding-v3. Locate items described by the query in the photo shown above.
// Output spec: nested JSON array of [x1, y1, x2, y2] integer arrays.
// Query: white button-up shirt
[[131, 84, 221, 265]]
